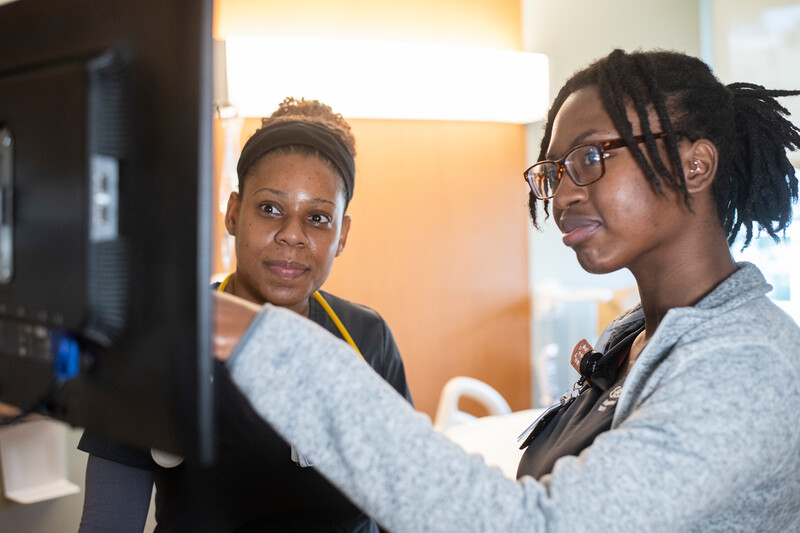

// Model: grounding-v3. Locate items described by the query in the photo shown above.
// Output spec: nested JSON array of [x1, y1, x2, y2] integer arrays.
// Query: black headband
[[237, 120, 355, 204]]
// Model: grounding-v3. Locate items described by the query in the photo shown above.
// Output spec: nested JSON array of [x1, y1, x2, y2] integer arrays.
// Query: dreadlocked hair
[[239, 97, 356, 193], [529, 49, 800, 249]]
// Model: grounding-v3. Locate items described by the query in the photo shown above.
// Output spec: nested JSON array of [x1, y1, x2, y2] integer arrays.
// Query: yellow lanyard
[[311, 291, 363, 357], [217, 274, 362, 358]]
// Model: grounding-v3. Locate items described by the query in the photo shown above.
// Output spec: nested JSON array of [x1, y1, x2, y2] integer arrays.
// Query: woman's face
[[548, 86, 690, 275], [225, 152, 350, 315]]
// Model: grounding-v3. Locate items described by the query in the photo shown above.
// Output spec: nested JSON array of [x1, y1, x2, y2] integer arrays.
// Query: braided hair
[[530, 49, 800, 248], [238, 97, 356, 194]]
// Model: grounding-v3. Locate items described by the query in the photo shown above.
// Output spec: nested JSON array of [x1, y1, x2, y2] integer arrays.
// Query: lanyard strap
[[217, 274, 362, 357], [311, 291, 363, 358], [217, 273, 233, 293]]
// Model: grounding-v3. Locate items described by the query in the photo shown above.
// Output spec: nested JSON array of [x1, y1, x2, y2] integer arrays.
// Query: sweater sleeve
[[226, 304, 800, 533], [226, 304, 543, 533]]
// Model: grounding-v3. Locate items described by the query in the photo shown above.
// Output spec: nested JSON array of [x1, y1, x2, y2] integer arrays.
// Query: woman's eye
[[579, 146, 603, 166], [260, 203, 280, 215], [309, 213, 332, 225]]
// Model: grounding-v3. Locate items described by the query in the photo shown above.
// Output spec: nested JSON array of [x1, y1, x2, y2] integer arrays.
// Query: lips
[[559, 215, 601, 247], [265, 260, 310, 280]]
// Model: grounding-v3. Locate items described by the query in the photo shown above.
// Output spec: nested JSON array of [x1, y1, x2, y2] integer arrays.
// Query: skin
[[547, 86, 737, 370], [224, 151, 351, 317], [214, 291, 260, 362]]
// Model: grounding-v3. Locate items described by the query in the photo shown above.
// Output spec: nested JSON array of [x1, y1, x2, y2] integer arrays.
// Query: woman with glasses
[[78, 98, 413, 533], [213, 50, 800, 531]]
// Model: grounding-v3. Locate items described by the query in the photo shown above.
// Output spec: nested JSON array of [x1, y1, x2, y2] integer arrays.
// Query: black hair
[[238, 97, 356, 198], [530, 49, 800, 248]]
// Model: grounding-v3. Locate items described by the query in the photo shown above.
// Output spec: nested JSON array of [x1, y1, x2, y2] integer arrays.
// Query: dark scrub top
[[79, 289, 413, 532], [517, 327, 641, 480]]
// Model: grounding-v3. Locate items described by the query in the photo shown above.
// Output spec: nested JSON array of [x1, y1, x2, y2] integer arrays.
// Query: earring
[[689, 160, 701, 175]]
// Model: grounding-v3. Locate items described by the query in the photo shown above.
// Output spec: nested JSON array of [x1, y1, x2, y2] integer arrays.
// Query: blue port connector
[[51, 331, 80, 381]]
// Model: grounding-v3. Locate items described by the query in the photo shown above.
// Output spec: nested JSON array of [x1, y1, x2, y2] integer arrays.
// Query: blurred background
[[211, 0, 800, 414], [2, 0, 799, 530]]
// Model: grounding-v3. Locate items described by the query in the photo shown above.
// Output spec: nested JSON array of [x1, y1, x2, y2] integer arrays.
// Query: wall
[[329, 119, 530, 415], [707, 0, 800, 167], [708, 0, 800, 326], [215, 0, 532, 416], [215, 0, 522, 48]]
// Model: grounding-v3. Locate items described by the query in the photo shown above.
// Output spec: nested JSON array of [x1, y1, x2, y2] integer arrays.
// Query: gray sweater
[[227, 262, 800, 532]]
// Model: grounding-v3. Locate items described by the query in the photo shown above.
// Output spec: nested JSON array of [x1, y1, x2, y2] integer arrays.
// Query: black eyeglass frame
[[524, 132, 670, 200]]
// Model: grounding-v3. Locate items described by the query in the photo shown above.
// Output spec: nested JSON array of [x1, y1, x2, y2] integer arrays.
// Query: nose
[[275, 216, 308, 247], [551, 168, 585, 211]]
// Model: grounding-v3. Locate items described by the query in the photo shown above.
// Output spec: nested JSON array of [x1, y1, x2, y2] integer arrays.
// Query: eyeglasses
[[523, 132, 669, 200]]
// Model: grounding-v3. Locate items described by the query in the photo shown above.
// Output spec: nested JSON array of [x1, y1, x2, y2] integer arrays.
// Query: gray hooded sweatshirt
[[226, 262, 800, 532]]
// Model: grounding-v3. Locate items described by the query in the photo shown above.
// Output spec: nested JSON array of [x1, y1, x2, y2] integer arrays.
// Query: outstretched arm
[[213, 292, 800, 533], [214, 292, 542, 533]]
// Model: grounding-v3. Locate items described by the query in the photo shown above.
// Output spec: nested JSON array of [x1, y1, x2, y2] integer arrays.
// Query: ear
[[682, 139, 718, 194], [224, 192, 241, 236], [335, 215, 351, 257]]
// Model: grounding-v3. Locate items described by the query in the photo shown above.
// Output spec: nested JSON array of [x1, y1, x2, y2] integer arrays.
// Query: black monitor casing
[[0, 0, 215, 462]]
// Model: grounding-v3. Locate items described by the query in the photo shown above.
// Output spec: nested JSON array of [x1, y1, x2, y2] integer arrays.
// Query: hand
[[213, 291, 262, 362]]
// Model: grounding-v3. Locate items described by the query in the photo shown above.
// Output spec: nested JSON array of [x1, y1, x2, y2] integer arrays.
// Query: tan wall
[[329, 119, 531, 416], [214, 0, 531, 416], [215, 0, 522, 48]]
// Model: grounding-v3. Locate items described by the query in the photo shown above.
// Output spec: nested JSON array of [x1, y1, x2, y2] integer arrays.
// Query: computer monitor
[[0, 0, 215, 462]]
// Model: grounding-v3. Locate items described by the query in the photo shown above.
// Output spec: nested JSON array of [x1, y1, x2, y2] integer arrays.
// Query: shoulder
[[639, 290, 800, 386], [679, 294, 800, 369], [619, 289, 800, 423], [637, 263, 800, 381], [627, 295, 800, 432], [313, 291, 412, 402], [684, 262, 800, 350], [615, 304, 800, 478], [315, 290, 391, 332]]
